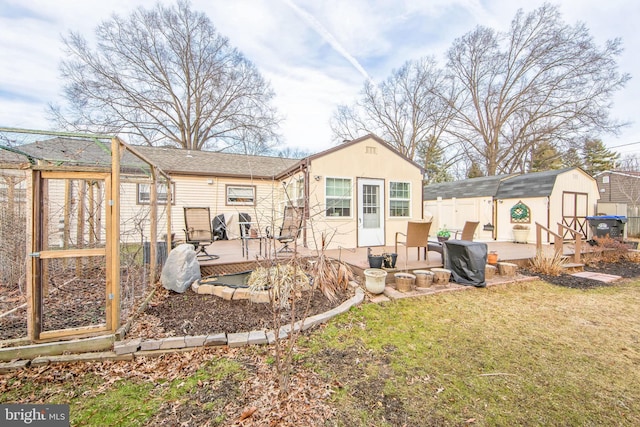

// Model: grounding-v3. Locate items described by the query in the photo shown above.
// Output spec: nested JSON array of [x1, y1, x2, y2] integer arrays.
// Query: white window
[[226, 185, 255, 206], [389, 181, 410, 217], [137, 182, 173, 205], [325, 177, 351, 217]]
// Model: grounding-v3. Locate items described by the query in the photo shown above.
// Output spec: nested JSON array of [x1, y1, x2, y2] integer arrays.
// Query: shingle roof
[[1, 137, 148, 170], [134, 146, 299, 179], [424, 168, 586, 200], [1, 138, 299, 179], [494, 168, 575, 198], [423, 174, 513, 199]]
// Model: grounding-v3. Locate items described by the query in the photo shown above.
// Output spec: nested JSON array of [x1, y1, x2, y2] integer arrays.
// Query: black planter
[[383, 253, 398, 268], [368, 255, 384, 269], [437, 236, 450, 243]]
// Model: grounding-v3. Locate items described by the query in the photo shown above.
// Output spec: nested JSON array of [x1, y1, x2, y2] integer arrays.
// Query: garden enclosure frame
[[0, 128, 172, 343]]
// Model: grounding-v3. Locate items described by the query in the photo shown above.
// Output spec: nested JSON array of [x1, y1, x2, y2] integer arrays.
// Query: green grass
[[305, 280, 640, 426], [1, 355, 246, 426], [3, 280, 640, 426]]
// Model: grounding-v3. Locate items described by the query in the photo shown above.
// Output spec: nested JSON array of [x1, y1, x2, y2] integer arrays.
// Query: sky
[[1, 0, 639, 157]]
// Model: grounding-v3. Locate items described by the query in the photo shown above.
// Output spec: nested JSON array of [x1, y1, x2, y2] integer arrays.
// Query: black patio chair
[[212, 214, 228, 241]]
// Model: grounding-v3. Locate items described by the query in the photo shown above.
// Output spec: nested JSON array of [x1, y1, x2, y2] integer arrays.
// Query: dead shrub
[[528, 250, 567, 276], [589, 236, 630, 264]]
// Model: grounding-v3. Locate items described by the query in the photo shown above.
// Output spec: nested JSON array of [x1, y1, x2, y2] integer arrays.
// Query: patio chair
[[212, 214, 228, 241], [395, 221, 431, 261], [266, 206, 302, 253], [455, 221, 479, 241], [183, 207, 219, 260]]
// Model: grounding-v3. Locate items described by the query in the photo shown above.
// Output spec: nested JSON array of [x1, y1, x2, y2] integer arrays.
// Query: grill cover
[[443, 240, 488, 287]]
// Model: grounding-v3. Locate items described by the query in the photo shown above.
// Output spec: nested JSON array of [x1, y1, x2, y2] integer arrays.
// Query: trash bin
[[586, 215, 627, 240], [443, 240, 488, 287]]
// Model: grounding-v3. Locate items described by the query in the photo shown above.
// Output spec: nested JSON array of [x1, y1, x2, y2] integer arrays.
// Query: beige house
[[133, 134, 425, 250], [276, 134, 425, 250], [3, 134, 425, 251]]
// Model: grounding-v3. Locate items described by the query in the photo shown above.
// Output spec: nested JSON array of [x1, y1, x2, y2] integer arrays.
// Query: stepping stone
[[571, 271, 621, 283]]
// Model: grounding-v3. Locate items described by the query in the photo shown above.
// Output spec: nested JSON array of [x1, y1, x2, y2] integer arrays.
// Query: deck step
[[561, 262, 584, 273]]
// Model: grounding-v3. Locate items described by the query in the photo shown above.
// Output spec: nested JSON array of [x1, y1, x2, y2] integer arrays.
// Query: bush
[[528, 250, 566, 276]]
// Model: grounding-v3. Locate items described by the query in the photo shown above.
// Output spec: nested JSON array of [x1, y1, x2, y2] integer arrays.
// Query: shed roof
[[494, 168, 576, 199], [423, 174, 513, 200]]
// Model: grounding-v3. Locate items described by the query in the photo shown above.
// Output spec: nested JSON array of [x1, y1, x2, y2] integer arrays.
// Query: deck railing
[[534, 222, 582, 264]]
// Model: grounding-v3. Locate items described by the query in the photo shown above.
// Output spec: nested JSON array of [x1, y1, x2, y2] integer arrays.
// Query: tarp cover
[[444, 240, 488, 287]]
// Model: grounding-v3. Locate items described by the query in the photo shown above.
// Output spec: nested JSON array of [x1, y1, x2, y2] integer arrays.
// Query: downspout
[[303, 159, 310, 248]]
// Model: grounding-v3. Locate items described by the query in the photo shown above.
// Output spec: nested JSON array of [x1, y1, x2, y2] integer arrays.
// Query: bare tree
[[445, 3, 629, 175], [330, 57, 456, 171], [50, 0, 280, 152]]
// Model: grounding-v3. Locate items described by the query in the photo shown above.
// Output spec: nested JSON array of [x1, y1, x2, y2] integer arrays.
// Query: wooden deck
[[190, 238, 547, 278]]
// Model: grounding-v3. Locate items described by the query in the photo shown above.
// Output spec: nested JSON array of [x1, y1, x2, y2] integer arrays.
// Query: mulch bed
[[128, 285, 354, 338], [520, 259, 640, 289]]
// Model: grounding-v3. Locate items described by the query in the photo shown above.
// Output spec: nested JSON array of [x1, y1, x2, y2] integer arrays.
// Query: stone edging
[[112, 286, 365, 356]]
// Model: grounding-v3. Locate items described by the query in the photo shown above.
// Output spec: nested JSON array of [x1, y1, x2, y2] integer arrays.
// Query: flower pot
[[383, 253, 398, 268], [364, 268, 387, 294], [368, 255, 384, 269], [513, 228, 530, 244], [413, 270, 434, 288], [431, 268, 451, 288], [487, 251, 498, 265], [437, 236, 449, 243], [394, 272, 416, 292]]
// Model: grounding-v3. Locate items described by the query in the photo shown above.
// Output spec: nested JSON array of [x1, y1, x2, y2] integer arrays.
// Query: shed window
[[226, 185, 256, 206], [325, 177, 351, 217], [389, 181, 410, 217]]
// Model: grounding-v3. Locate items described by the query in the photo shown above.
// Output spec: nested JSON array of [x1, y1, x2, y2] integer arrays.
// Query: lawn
[[2, 279, 640, 426]]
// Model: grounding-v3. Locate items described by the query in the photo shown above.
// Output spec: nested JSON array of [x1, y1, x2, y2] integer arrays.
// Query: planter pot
[[364, 268, 387, 294], [437, 236, 450, 243], [383, 253, 398, 269], [413, 270, 434, 288], [513, 228, 530, 244], [431, 268, 451, 288], [368, 255, 384, 269], [394, 272, 416, 292], [487, 251, 498, 265]]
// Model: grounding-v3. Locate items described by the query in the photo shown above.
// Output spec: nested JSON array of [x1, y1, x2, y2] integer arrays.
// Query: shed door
[[357, 178, 385, 246], [562, 191, 588, 239]]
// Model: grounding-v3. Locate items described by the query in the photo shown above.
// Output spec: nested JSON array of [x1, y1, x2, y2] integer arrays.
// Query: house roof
[[133, 146, 299, 179], [423, 174, 513, 199], [0, 137, 149, 170], [1, 138, 300, 179], [3, 134, 424, 180], [494, 167, 579, 199]]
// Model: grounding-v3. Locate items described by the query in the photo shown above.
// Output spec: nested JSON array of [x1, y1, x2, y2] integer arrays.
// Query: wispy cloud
[[281, 0, 373, 83]]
